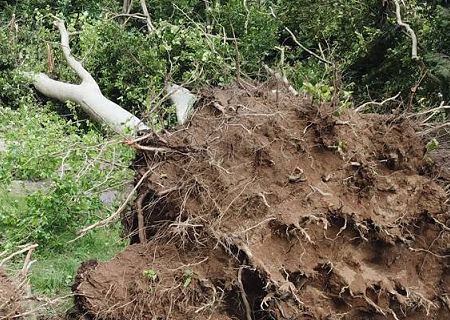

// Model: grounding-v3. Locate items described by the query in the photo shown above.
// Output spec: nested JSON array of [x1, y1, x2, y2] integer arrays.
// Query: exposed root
[[73, 86, 450, 320], [237, 267, 253, 320], [136, 190, 149, 243]]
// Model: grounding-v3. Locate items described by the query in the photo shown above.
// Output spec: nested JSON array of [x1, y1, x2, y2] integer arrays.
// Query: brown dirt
[[73, 86, 450, 319], [0, 268, 21, 319]]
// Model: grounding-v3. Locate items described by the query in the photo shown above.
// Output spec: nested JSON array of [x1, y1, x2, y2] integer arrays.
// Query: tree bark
[[393, 0, 418, 60], [25, 18, 197, 133], [25, 19, 148, 135]]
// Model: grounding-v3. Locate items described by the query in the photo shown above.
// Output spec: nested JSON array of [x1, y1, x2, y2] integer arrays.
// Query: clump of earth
[[71, 85, 450, 319]]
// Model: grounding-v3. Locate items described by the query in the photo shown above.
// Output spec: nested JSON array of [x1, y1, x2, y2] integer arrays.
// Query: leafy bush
[[0, 104, 134, 249]]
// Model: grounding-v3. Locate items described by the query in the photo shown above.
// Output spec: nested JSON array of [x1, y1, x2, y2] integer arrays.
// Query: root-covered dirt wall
[[0, 268, 21, 318], [73, 86, 450, 319]]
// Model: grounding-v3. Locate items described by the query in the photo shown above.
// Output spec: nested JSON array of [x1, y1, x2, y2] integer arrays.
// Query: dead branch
[[355, 92, 401, 112], [123, 0, 133, 14], [0, 244, 38, 268], [420, 122, 450, 135], [263, 63, 298, 96], [0, 295, 73, 320], [73, 168, 153, 240], [285, 27, 333, 66], [407, 101, 450, 123], [392, 0, 418, 60], [139, 0, 154, 32], [129, 143, 181, 153]]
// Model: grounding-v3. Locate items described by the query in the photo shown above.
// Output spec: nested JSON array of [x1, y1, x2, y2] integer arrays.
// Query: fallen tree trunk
[[25, 19, 148, 135]]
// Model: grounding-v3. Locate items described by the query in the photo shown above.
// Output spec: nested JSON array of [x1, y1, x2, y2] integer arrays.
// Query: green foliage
[[0, 104, 134, 249], [210, 0, 281, 72], [426, 138, 440, 153], [280, 0, 450, 109], [78, 19, 166, 114], [183, 269, 194, 287], [143, 269, 158, 281], [303, 82, 335, 102]]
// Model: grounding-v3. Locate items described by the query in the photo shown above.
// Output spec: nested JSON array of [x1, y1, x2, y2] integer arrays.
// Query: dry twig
[[285, 27, 333, 66], [355, 92, 401, 112], [72, 168, 154, 240]]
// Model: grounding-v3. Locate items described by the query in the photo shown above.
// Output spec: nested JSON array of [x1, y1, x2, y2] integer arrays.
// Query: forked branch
[[54, 19, 98, 87], [393, 0, 418, 60]]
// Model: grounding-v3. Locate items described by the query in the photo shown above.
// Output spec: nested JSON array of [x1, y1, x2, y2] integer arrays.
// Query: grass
[[29, 226, 126, 296], [0, 105, 132, 316]]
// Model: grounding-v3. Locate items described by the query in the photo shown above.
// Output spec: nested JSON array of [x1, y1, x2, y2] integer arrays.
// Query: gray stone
[[9, 180, 53, 196], [99, 190, 118, 207], [0, 139, 6, 152]]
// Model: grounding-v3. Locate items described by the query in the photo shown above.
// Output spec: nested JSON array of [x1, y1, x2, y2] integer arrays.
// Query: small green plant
[[337, 141, 345, 155], [303, 81, 334, 102], [426, 138, 439, 153], [425, 138, 439, 163], [143, 269, 158, 281], [334, 90, 353, 116], [329, 141, 346, 156], [183, 269, 193, 288]]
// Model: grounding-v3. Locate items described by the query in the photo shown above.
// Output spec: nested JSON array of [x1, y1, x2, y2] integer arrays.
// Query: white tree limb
[[165, 83, 197, 125], [139, 0, 154, 32], [54, 20, 99, 86], [393, 0, 418, 60], [355, 92, 401, 112], [25, 19, 148, 135]]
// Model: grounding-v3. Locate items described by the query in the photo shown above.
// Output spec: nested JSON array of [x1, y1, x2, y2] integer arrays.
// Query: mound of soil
[[0, 268, 21, 318], [73, 86, 450, 319]]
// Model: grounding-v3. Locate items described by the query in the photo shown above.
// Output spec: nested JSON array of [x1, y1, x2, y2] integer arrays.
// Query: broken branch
[[392, 0, 418, 60]]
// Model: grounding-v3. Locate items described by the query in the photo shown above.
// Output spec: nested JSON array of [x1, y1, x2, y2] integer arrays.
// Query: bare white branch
[[393, 0, 418, 60]]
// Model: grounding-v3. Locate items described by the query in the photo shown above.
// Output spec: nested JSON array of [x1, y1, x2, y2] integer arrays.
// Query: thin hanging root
[[430, 216, 450, 232], [409, 247, 450, 259], [136, 190, 149, 243], [355, 92, 401, 112], [308, 185, 332, 197], [258, 192, 270, 208], [389, 309, 401, 320], [238, 267, 253, 320], [298, 227, 314, 244]]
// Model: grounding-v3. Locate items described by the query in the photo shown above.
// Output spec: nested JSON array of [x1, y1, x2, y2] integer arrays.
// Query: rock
[[9, 179, 53, 196], [0, 139, 6, 152], [99, 190, 118, 207]]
